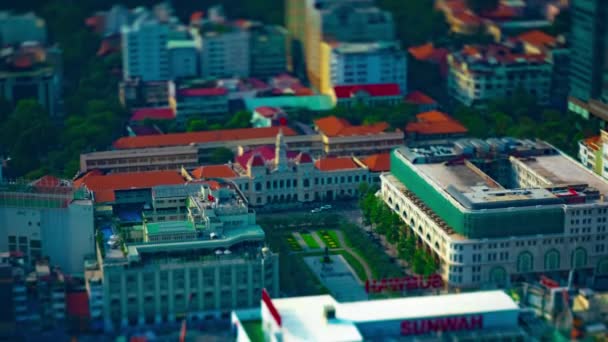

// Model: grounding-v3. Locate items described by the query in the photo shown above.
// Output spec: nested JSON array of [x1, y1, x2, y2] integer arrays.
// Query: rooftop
[[254, 106, 283, 118], [75, 170, 186, 202], [333, 84, 401, 99], [359, 153, 390, 172], [130, 107, 175, 121], [315, 157, 360, 172], [177, 87, 228, 97], [408, 43, 449, 63], [331, 41, 400, 54], [404, 91, 437, 105], [314, 116, 391, 137], [450, 44, 548, 68], [146, 220, 195, 235], [517, 30, 557, 48], [406, 111, 468, 136], [191, 165, 238, 179], [113, 126, 297, 149]]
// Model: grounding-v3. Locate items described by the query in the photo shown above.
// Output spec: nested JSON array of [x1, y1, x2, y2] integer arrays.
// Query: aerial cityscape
[[0, 0, 606, 341]]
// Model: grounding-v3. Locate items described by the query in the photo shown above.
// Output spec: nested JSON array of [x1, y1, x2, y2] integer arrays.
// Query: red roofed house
[[408, 43, 450, 77], [251, 106, 288, 128], [405, 111, 468, 141], [187, 131, 370, 204], [130, 107, 175, 122], [355, 153, 391, 184], [405, 91, 439, 113], [170, 82, 229, 126], [333, 84, 402, 108], [76, 170, 186, 203], [314, 116, 404, 156]]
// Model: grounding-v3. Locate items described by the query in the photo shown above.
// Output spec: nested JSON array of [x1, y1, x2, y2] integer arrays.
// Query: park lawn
[[300, 232, 320, 249], [317, 230, 340, 249], [285, 236, 303, 251]]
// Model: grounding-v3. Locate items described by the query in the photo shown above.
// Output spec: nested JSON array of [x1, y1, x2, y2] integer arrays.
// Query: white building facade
[[382, 140, 608, 289], [330, 41, 407, 94], [122, 15, 170, 81], [0, 179, 95, 275], [200, 30, 250, 79]]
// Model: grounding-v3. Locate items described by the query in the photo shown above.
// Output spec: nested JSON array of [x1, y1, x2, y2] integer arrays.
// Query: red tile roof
[[235, 145, 305, 170], [130, 107, 175, 121], [405, 91, 437, 105], [255, 106, 282, 118], [31, 175, 61, 188], [113, 126, 297, 149], [314, 116, 390, 137], [406, 111, 468, 136], [177, 87, 228, 97], [481, 4, 518, 20], [582, 136, 601, 152], [191, 165, 238, 179], [334, 84, 401, 99], [360, 153, 391, 172], [517, 30, 557, 48], [408, 43, 449, 63], [67, 292, 90, 318], [314, 157, 360, 171], [78, 170, 186, 203], [453, 11, 483, 25]]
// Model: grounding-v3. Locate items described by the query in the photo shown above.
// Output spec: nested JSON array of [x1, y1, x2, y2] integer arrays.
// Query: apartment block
[[250, 24, 287, 79], [199, 25, 250, 79], [448, 43, 552, 107]]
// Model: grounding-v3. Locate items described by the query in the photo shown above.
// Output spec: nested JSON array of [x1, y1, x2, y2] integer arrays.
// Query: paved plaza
[[304, 255, 368, 302]]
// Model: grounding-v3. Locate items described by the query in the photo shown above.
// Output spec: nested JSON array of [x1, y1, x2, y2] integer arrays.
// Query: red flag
[[207, 194, 215, 202]]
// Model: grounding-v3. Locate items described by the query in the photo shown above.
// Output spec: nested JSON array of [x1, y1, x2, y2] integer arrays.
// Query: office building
[[167, 39, 199, 79], [382, 138, 608, 289], [329, 41, 406, 95], [250, 24, 287, 79], [0, 176, 95, 275], [0, 11, 47, 45], [233, 290, 526, 341], [448, 43, 552, 107], [85, 181, 279, 331], [121, 9, 170, 81], [199, 24, 250, 79], [568, 0, 608, 120], [287, 0, 394, 91]]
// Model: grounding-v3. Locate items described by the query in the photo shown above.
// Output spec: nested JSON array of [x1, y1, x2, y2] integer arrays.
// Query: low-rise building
[[333, 83, 402, 108], [404, 91, 439, 114], [579, 130, 608, 181], [405, 111, 468, 142], [129, 107, 175, 123], [119, 79, 170, 108], [0, 176, 94, 275], [250, 107, 287, 128], [0, 11, 47, 45], [232, 290, 526, 341], [314, 116, 403, 156], [383, 138, 608, 289], [169, 82, 229, 124], [448, 43, 552, 107], [85, 181, 279, 331]]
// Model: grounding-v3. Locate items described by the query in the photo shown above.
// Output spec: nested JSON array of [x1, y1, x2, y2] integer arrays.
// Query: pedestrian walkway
[[334, 230, 373, 281], [291, 232, 309, 250]]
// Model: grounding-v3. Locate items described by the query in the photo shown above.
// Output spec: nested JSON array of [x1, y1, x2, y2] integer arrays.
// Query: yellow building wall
[[319, 41, 333, 97]]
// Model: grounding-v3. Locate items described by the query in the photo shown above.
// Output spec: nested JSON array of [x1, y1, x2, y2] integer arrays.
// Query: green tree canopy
[[209, 147, 235, 164]]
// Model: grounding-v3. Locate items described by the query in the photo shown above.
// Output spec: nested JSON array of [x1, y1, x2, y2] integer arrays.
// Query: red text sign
[[365, 274, 444, 293], [401, 315, 484, 335]]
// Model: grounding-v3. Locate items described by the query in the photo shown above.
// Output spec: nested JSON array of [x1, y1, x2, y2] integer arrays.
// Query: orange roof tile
[[361, 153, 391, 172], [113, 127, 297, 149], [406, 111, 468, 136], [314, 116, 390, 137], [405, 91, 437, 105], [79, 170, 186, 203], [191, 165, 238, 179], [409, 43, 434, 60], [314, 157, 360, 172], [517, 30, 557, 48], [582, 136, 601, 152]]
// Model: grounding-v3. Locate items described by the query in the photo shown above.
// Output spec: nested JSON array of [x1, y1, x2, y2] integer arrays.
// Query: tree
[[186, 119, 208, 132], [465, 0, 499, 14], [209, 147, 234, 164], [226, 110, 252, 129]]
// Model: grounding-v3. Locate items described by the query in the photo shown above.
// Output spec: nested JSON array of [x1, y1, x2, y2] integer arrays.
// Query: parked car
[[320, 204, 332, 210], [311, 208, 321, 213]]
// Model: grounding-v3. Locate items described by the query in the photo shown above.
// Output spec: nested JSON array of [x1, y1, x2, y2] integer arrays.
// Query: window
[[517, 252, 533, 273]]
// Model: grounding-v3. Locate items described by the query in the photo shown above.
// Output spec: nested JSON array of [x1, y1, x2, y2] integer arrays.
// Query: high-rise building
[[249, 24, 287, 79], [121, 10, 170, 81], [199, 25, 250, 79], [568, 0, 608, 120], [383, 138, 608, 289], [286, 0, 395, 91], [85, 181, 279, 331], [0, 176, 95, 275], [329, 41, 407, 95]]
